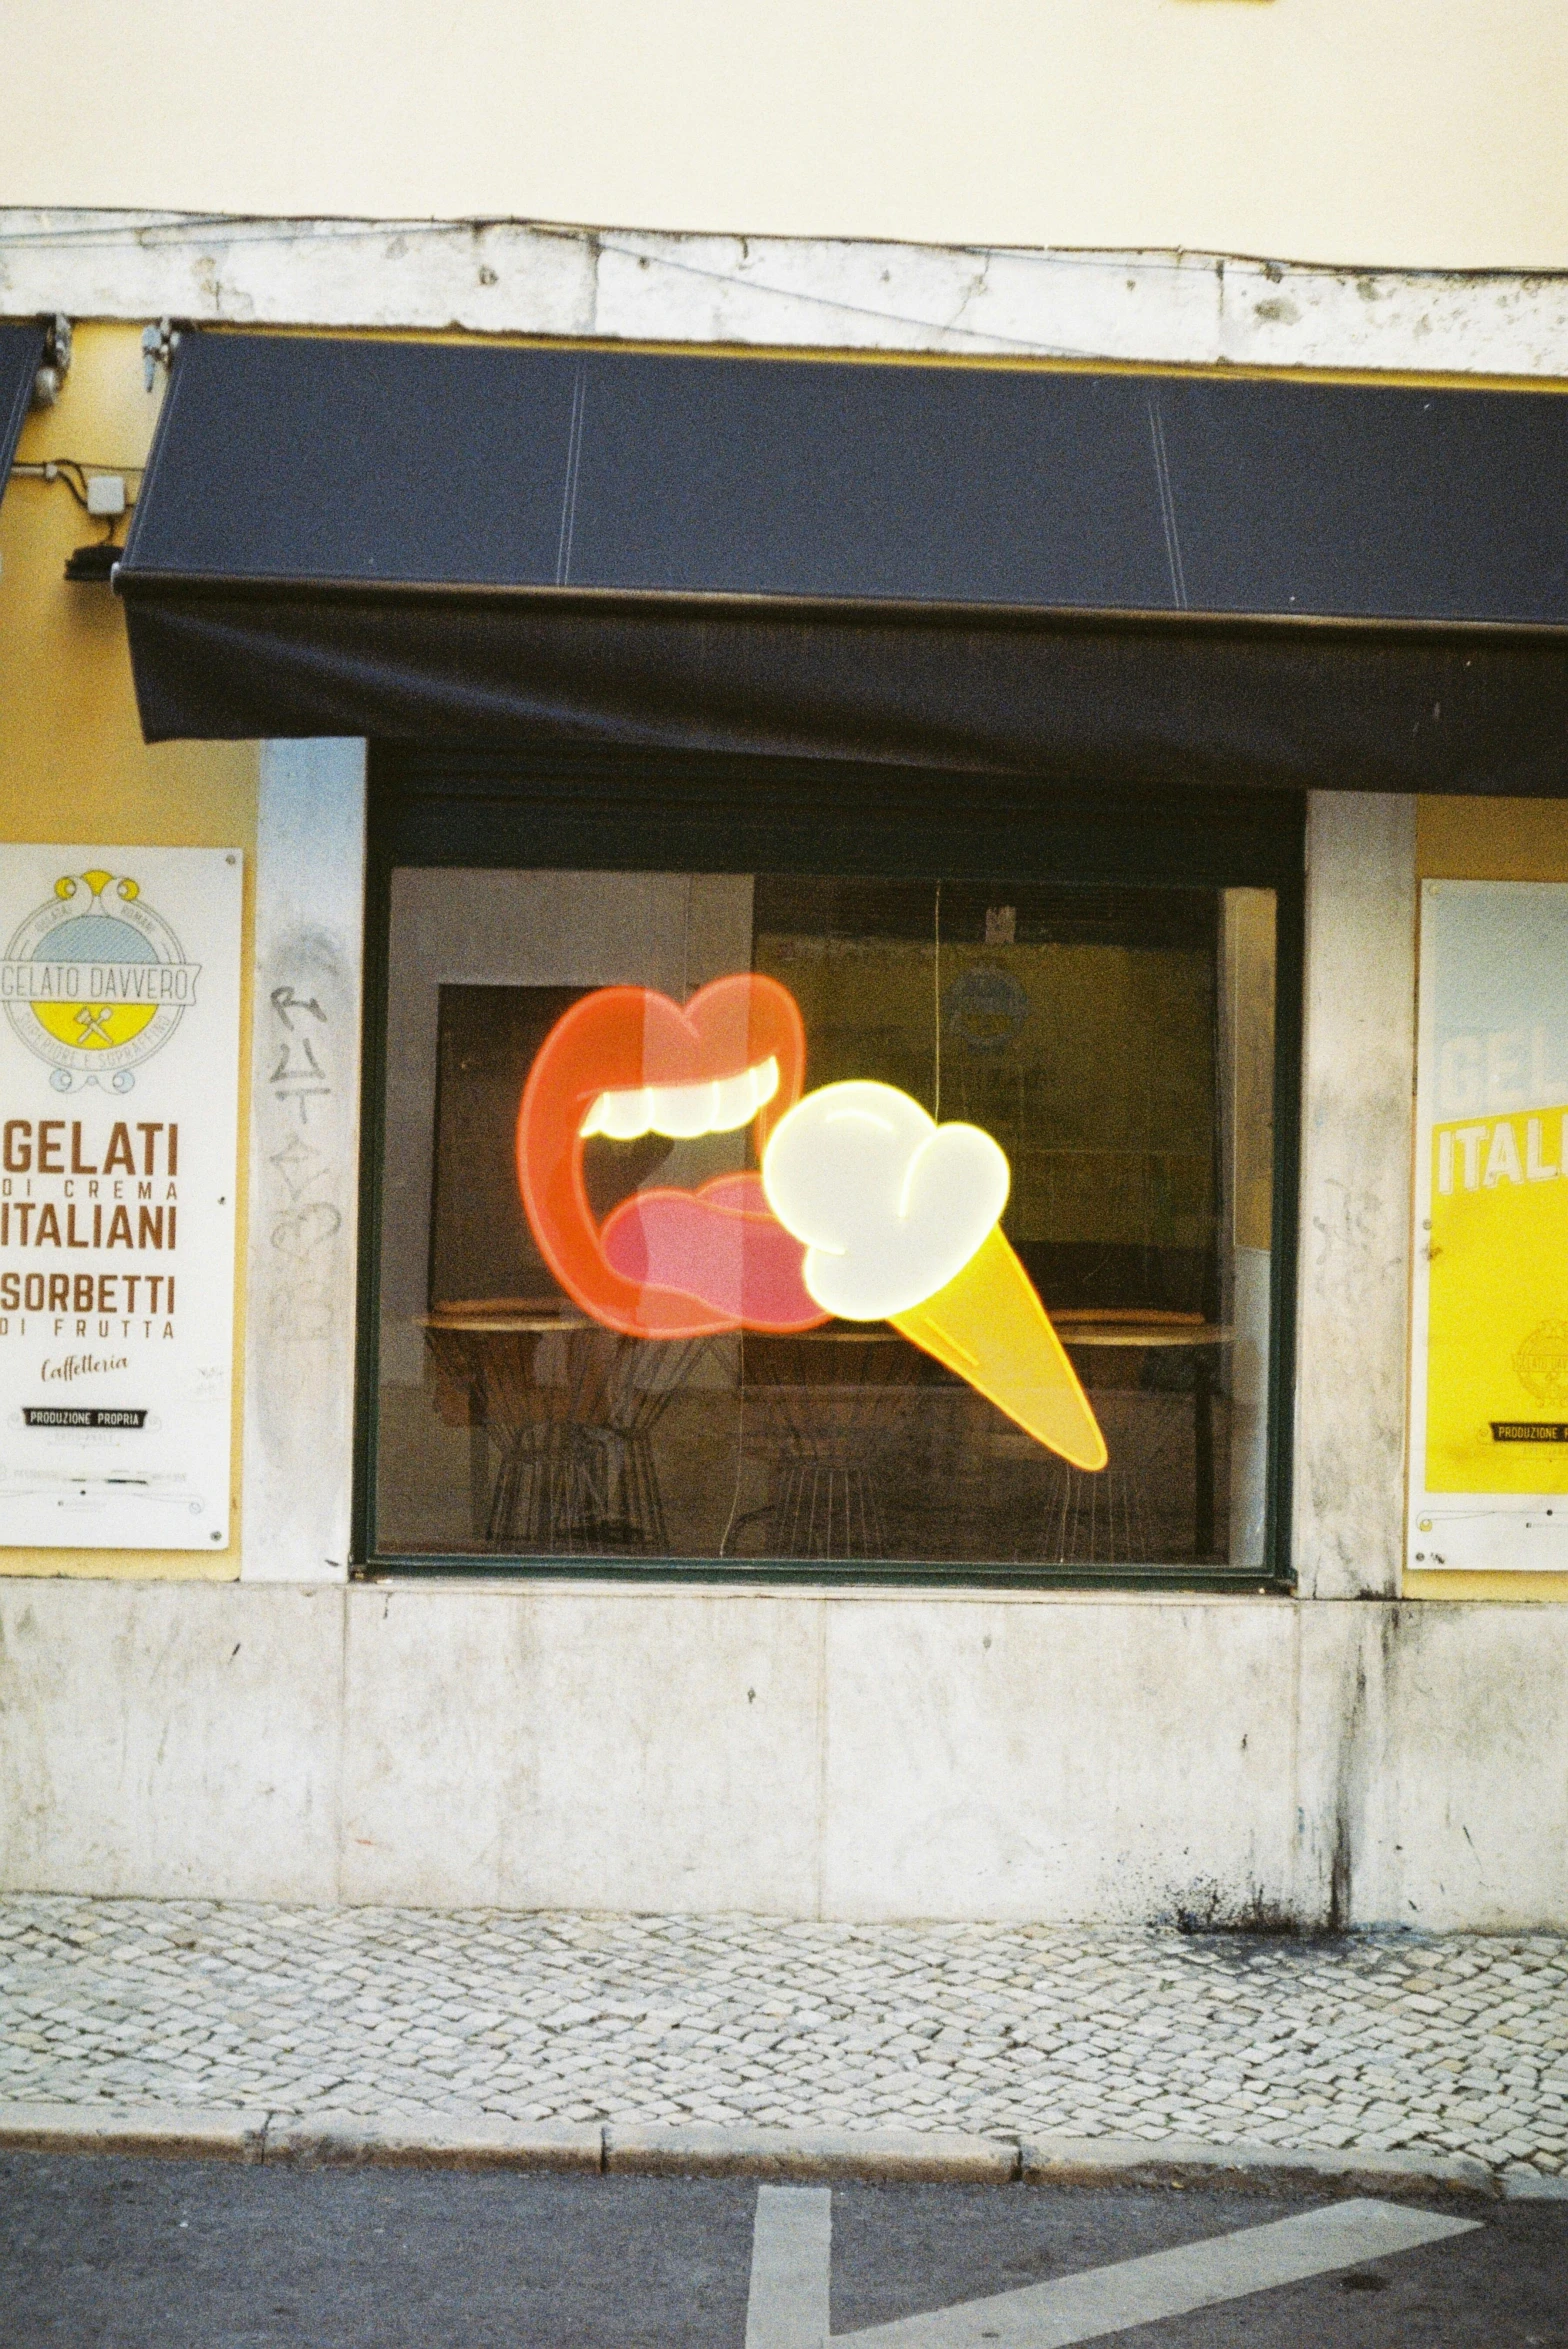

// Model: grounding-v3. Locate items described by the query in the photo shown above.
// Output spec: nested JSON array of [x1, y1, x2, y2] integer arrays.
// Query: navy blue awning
[[118, 330, 1568, 793], [0, 323, 44, 513]]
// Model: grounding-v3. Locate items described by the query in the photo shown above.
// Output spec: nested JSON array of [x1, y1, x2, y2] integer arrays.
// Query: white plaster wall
[[1356, 1603, 1568, 1932], [1293, 796, 1417, 1602], [5, 214, 1568, 383], [3, 1576, 1564, 1928], [341, 1587, 824, 1915], [816, 1597, 1304, 1925], [0, 1579, 342, 1900], [241, 741, 366, 1580]]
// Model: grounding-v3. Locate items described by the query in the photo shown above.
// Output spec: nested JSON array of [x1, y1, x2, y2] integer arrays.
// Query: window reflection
[[374, 871, 1275, 1571]]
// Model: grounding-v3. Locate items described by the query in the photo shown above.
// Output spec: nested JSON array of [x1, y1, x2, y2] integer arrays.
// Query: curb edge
[[0, 2105, 1517, 2198], [0, 2102, 268, 2163]]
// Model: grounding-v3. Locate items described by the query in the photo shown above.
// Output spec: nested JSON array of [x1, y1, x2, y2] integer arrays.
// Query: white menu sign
[[0, 844, 242, 1548]]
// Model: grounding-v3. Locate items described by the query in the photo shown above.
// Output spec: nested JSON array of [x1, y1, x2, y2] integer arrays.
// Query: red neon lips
[[516, 975, 827, 1338]]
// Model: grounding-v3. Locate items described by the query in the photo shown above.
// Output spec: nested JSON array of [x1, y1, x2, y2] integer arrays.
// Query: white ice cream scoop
[[760, 1079, 1009, 1321]]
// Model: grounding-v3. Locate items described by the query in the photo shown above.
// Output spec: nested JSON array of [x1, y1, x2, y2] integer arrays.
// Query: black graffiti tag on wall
[[264, 978, 343, 1343]]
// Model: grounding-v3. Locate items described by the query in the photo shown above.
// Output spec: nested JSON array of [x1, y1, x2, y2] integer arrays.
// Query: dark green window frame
[[353, 743, 1305, 1592]]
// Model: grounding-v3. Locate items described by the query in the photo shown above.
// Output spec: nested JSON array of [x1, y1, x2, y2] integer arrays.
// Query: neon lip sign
[[516, 979, 1106, 1468], [517, 975, 827, 1337]]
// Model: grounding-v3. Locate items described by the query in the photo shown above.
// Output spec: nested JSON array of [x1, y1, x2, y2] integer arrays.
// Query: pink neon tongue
[[599, 1173, 825, 1332]]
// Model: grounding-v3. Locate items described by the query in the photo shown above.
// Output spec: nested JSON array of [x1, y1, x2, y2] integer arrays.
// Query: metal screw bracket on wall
[[142, 318, 179, 393], [30, 315, 72, 408]]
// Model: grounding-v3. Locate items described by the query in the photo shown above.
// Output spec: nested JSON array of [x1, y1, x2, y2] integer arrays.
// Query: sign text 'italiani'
[[0, 847, 242, 1548]]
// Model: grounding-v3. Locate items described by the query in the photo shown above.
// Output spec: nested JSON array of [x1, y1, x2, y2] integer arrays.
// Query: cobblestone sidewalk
[[2, 1896, 1564, 2181]]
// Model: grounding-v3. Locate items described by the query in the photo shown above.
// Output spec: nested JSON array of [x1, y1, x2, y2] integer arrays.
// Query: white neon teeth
[[580, 1056, 780, 1142]]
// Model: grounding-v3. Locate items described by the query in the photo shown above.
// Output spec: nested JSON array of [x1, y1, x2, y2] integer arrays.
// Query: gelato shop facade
[[2, 245, 1567, 1930]]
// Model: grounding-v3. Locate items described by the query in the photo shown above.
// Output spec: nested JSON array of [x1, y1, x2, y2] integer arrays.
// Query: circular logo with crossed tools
[[1514, 1319, 1568, 1409], [1, 869, 200, 1093]]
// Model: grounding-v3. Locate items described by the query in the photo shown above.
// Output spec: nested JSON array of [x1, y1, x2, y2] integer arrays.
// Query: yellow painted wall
[[1406, 797, 1568, 1603], [0, 322, 258, 1578], [1418, 799, 1568, 890], [4, 1, 1568, 271]]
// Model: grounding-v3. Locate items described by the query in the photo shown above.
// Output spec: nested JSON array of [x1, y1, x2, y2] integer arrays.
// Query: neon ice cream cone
[[892, 1224, 1107, 1470], [760, 1078, 1109, 1468]]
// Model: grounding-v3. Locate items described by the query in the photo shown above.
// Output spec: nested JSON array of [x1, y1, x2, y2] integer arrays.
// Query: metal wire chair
[[424, 1321, 709, 1554]]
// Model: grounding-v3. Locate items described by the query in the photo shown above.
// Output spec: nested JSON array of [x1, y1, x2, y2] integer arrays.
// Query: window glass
[[372, 869, 1276, 1571]]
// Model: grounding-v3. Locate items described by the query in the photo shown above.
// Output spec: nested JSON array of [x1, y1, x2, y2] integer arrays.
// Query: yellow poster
[[1426, 1105, 1568, 1492], [1411, 881, 1568, 1569]]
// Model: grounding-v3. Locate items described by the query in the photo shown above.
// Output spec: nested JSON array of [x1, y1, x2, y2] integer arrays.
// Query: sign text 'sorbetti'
[[0, 848, 242, 1549], [1409, 879, 1568, 1574]]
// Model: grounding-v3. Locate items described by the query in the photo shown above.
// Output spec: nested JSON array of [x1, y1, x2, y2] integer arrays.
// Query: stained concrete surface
[[8, 1573, 1568, 1930], [2, 2160, 1563, 2349]]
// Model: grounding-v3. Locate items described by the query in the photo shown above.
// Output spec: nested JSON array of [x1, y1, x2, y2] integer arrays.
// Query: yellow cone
[[891, 1224, 1107, 1470]]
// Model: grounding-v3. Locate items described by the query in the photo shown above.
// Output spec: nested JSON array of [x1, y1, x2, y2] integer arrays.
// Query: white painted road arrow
[[744, 2184, 1479, 2349]]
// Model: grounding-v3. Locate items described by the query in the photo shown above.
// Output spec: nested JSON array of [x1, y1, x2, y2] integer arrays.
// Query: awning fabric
[[0, 323, 44, 507], [119, 331, 1568, 793]]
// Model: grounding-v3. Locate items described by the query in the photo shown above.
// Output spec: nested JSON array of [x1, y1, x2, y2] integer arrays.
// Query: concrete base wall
[[3, 1580, 1563, 1931]]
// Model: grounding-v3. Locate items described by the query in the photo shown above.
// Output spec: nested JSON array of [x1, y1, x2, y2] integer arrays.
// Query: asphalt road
[[1, 2154, 1563, 2349]]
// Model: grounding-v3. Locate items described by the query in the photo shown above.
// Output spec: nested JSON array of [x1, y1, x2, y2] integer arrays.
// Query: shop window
[[361, 758, 1299, 1585]]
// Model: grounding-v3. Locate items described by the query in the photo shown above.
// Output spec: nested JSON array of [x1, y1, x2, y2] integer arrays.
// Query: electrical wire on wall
[[9, 457, 141, 541]]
